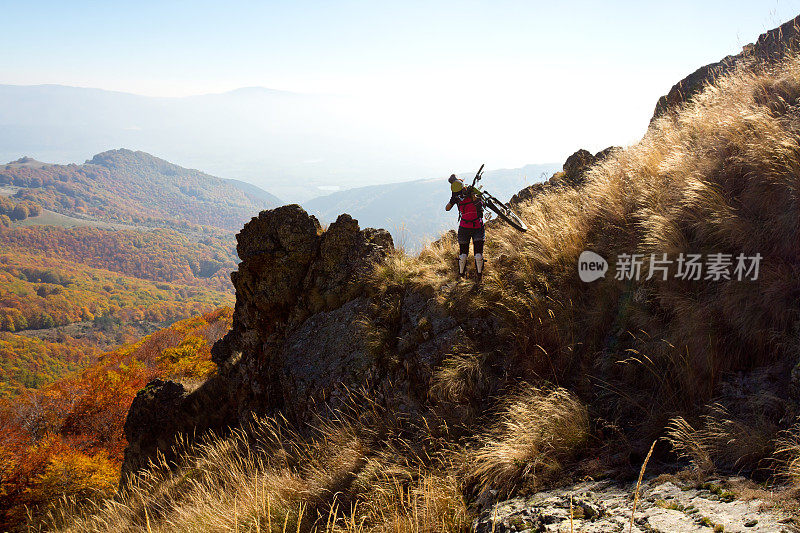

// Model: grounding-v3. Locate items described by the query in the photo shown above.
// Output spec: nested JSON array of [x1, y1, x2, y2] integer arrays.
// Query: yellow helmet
[[448, 174, 463, 192]]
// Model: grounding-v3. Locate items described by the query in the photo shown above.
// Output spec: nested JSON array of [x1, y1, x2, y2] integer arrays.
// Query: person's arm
[[445, 193, 458, 211]]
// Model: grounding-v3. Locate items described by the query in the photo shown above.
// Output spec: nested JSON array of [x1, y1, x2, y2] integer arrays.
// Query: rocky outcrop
[[211, 207, 395, 420], [121, 204, 491, 481], [122, 206, 394, 479], [120, 372, 238, 480], [508, 147, 619, 207], [122, 380, 187, 475], [474, 478, 795, 533], [652, 15, 800, 121]]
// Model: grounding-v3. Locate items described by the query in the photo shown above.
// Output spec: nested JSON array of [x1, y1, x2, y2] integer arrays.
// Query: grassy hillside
[[367, 48, 800, 488], [29, 48, 800, 533], [0, 149, 280, 231], [0, 308, 232, 530]]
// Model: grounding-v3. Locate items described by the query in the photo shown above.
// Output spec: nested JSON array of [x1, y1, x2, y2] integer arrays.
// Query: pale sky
[[3, 0, 800, 172]]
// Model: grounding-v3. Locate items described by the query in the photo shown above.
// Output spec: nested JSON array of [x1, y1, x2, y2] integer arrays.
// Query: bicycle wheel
[[485, 197, 528, 232]]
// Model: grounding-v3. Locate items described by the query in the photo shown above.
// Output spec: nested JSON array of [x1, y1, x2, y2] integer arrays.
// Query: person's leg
[[473, 226, 485, 279], [457, 226, 469, 277]]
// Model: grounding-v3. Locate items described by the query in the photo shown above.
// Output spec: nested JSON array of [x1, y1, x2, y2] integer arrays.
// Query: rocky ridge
[[652, 15, 800, 121], [508, 147, 619, 208], [121, 205, 501, 480]]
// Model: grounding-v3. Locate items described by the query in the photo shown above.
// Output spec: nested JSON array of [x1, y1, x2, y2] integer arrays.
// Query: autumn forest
[[0, 149, 271, 529]]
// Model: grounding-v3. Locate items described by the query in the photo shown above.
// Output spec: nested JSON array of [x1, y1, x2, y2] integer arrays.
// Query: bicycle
[[467, 164, 528, 232]]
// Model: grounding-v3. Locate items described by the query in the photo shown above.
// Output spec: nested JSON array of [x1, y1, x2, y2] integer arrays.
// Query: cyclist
[[445, 174, 484, 281]]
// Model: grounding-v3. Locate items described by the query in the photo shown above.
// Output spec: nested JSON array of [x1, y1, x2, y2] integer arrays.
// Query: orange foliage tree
[[0, 307, 232, 529]]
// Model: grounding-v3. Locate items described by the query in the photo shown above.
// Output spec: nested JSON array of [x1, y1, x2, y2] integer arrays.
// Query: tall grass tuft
[[466, 386, 589, 497], [774, 423, 800, 486], [664, 403, 778, 475]]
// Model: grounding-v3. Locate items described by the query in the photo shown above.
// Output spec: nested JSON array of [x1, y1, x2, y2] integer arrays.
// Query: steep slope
[[1, 149, 281, 231], [36, 14, 800, 533], [304, 163, 559, 251]]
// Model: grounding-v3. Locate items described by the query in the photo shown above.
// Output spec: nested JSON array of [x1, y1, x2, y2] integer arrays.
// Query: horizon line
[[0, 82, 325, 99]]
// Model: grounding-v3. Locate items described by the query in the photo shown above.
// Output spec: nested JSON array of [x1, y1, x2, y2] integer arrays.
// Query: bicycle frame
[[464, 163, 528, 232]]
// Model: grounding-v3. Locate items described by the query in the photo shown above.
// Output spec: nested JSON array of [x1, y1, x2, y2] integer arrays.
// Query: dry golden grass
[[466, 385, 589, 497], [358, 49, 800, 504], [629, 440, 656, 533], [34, 410, 472, 533], [372, 50, 800, 434], [430, 353, 486, 405], [775, 423, 800, 485], [664, 403, 779, 475]]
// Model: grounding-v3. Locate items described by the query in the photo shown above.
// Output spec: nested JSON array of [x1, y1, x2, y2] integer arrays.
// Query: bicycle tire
[[485, 197, 528, 232], [471, 164, 485, 187]]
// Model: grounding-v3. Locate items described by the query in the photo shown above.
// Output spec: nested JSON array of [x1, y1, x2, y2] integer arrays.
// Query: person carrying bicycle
[[446, 174, 484, 281]]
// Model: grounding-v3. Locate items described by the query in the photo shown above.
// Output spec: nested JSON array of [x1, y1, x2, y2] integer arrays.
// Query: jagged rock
[[123, 205, 492, 480], [509, 147, 619, 207], [213, 207, 390, 366], [652, 15, 800, 121], [121, 380, 188, 478], [213, 206, 399, 423], [593, 146, 620, 163], [561, 149, 595, 186], [120, 374, 237, 485], [363, 227, 393, 251], [300, 214, 390, 316], [217, 208, 399, 421], [277, 297, 376, 418], [228, 204, 321, 346]]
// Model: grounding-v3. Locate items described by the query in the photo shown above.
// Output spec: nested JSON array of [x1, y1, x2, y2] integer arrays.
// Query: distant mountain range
[[0, 145, 558, 249], [0, 84, 513, 202], [0, 149, 280, 232], [303, 163, 559, 250]]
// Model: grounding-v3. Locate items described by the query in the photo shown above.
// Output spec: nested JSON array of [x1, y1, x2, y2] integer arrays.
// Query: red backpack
[[456, 189, 484, 228]]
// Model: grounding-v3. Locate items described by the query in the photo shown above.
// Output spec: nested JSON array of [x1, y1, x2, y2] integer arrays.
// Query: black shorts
[[457, 225, 485, 245]]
